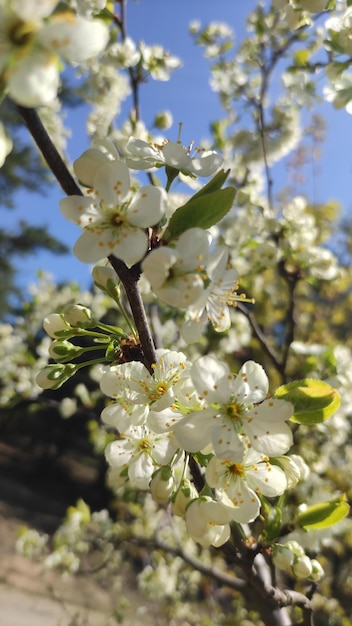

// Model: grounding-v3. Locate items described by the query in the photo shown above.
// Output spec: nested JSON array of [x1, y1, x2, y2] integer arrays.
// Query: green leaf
[[164, 186, 235, 242], [275, 379, 340, 424], [297, 495, 349, 530], [190, 168, 231, 198], [293, 49, 310, 67]]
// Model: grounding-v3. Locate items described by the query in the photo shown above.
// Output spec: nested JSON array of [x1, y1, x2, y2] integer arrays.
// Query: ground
[[0, 442, 158, 626]]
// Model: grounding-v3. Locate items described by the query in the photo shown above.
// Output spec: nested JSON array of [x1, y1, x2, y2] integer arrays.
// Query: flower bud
[[272, 544, 294, 570], [309, 559, 324, 582], [292, 554, 313, 579], [171, 478, 198, 517], [36, 364, 77, 389], [92, 265, 120, 299], [43, 313, 76, 339], [153, 110, 173, 130], [49, 340, 84, 363], [150, 466, 175, 504], [63, 304, 94, 328]]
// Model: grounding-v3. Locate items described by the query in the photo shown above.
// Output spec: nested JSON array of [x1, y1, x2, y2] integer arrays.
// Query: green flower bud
[[49, 340, 84, 363], [36, 363, 77, 389], [63, 304, 94, 328], [92, 265, 120, 299], [153, 110, 173, 130]]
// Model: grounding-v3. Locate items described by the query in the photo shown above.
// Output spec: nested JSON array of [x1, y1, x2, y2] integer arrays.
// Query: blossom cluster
[[99, 347, 299, 547]]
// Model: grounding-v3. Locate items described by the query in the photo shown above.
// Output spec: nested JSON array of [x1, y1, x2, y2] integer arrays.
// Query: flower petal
[[128, 185, 167, 227], [7, 51, 59, 107], [191, 355, 233, 404], [93, 161, 131, 206], [38, 14, 109, 63]]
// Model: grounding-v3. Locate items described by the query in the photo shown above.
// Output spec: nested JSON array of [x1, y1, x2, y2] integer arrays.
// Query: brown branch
[[16, 105, 82, 197], [17, 104, 157, 370], [236, 302, 285, 379], [108, 255, 157, 372]]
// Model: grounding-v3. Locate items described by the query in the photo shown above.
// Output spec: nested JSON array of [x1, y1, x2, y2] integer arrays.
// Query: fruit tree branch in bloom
[[17, 104, 157, 372]]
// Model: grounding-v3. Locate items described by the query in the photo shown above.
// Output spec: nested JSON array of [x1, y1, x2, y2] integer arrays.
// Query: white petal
[[129, 453, 154, 489], [245, 420, 293, 457], [148, 407, 185, 434], [128, 186, 166, 227], [38, 15, 109, 63], [105, 439, 131, 468], [142, 247, 178, 289], [73, 229, 110, 263], [247, 464, 287, 498], [152, 435, 177, 464], [162, 141, 192, 169], [175, 228, 210, 271], [191, 355, 233, 404], [109, 227, 148, 267], [60, 196, 98, 225], [249, 398, 294, 422], [7, 52, 59, 107], [232, 361, 268, 404], [73, 149, 110, 186], [93, 160, 130, 205], [174, 409, 214, 452], [190, 151, 223, 177], [217, 481, 261, 523], [211, 423, 245, 462], [11, 0, 57, 20]]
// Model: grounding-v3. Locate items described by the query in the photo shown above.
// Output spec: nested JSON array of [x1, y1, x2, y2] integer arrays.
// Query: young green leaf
[[297, 495, 349, 531], [275, 379, 340, 424], [164, 186, 236, 242]]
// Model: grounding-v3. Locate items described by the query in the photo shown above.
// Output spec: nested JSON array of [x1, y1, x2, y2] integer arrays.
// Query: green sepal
[[192, 451, 213, 468], [297, 495, 349, 530], [262, 506, 282, 543], [274, 378, 340, 424], [105, 338, 121, 362], [163, 169, 235, 242]]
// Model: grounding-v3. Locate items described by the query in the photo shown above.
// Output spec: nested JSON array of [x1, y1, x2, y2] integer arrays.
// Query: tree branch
[[16, 105, 82, 197], [18, 104, 157, 371], [108, 255, 157, 372]]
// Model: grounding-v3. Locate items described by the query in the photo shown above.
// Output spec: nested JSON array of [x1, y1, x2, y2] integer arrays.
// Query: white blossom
[[174, 356, 293, 461], [0, 1, 109, 106], [142, 229, 210, 308], [60, 160, 167, 266], [124, 137, 223, 177], [206, 444, 287, 523], [105, 425, 177, 489]]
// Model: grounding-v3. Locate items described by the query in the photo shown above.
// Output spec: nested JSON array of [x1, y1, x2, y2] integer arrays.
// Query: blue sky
[[3, 0, 352, 295]]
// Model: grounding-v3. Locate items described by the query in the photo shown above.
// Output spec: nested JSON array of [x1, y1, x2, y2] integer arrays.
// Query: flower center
[[138, 438, 151, 452], [9, 19, 36, 48], [226, 403, 242, 420], [228, 463, 244, 477], [110, 212, 126, 228]]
